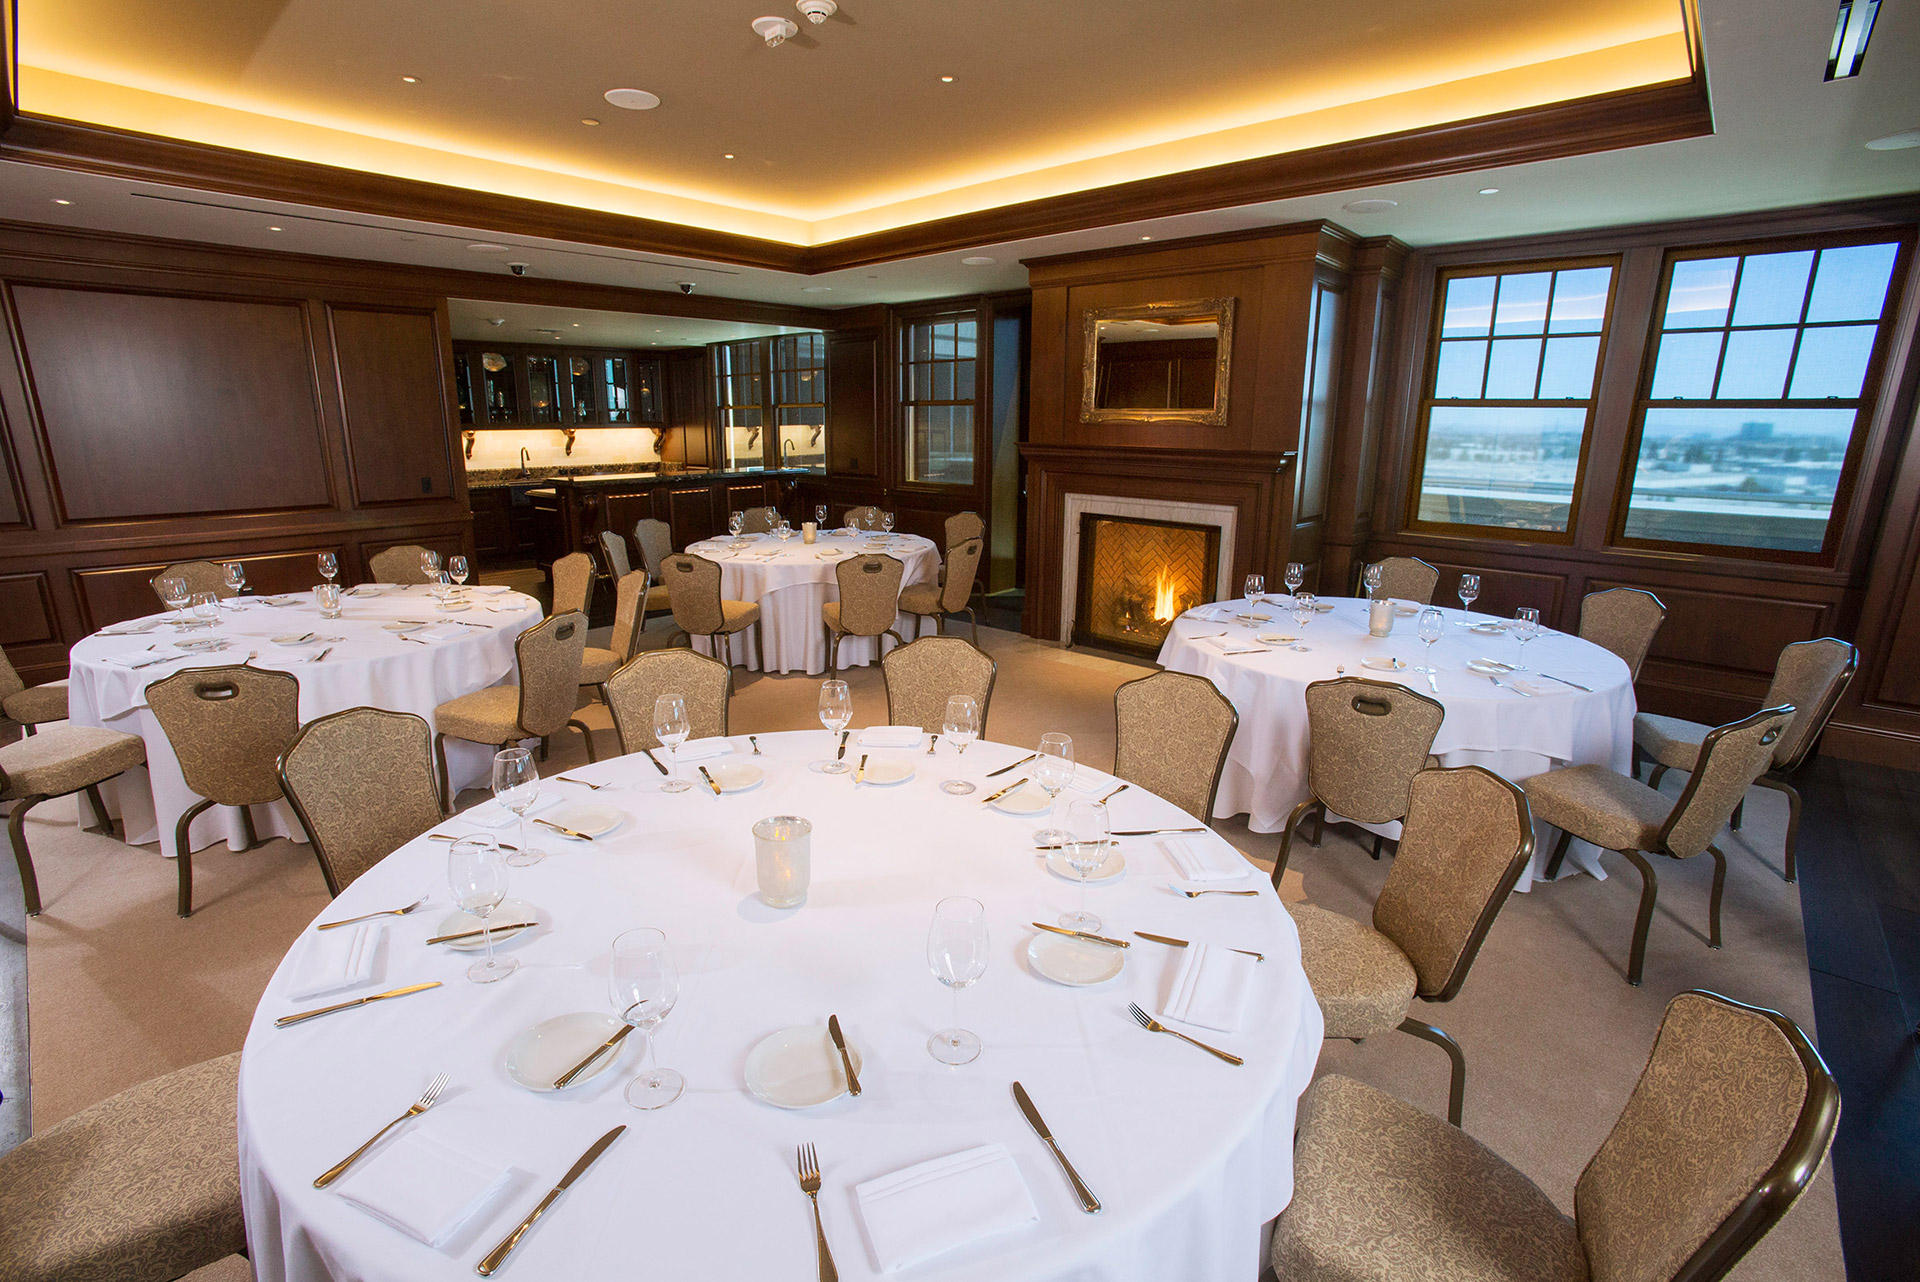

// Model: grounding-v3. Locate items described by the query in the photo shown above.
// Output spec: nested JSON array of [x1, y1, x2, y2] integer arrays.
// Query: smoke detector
[[752, 15, 799, 46], [796, 0, 836, 22]]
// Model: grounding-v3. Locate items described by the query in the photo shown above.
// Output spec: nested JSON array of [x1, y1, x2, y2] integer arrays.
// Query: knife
[[698, 765, 723, 796], [642, 748, 669, 775], [552, 1024, 633, 1089], [312, 646, 334, 662], [533, 817, 595, 841], [835, 730, 850, 761], [1540, 672, 1592, 691], [981, 776, 1028, 805], [429, 833, 520, 852], [1425, 671, 1440, 695], [426, 921, 538, 946], [1133, 930, 1265, 962], [827, 1014, 862, 1097], [1111, 827, 1207, 837], [475, 1125, 627, 1275], [1032, 921, 1130, 948], [1011, 1082, 1100, 1214], [987, 752, 1036, 778], [275, 981, 442, 1028], [855, 753, 868, 785]]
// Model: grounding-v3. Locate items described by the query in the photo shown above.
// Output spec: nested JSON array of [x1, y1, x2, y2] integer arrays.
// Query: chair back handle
[[194, 681, 240, 701], [1351, 695, 1392, 717]]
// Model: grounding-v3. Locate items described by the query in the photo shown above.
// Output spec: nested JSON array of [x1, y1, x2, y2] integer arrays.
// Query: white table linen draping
[[238, 732, 1323, 1282], [681, 531, 940, 674], [1157, 597, 1636, 889], [66, 588, 541, 858]]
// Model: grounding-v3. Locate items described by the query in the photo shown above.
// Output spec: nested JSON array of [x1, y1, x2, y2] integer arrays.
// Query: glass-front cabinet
[[453, 344, 666, 427], [481, 351, 518, 423], [525, 355, 561, 423], [567, 356, 598, 423]]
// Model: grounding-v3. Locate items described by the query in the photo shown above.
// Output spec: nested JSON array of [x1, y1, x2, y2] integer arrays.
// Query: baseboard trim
[[1818, 722, 1920, 770]]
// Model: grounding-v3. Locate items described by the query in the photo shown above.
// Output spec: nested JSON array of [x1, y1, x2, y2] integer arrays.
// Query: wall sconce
[[562, 428, 577, 456], [463, 430, 476, 460]]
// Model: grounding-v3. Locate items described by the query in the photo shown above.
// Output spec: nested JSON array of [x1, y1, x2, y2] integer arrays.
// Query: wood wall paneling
[[0, 572, 54, 645], [0, 400, 22, 528], [825, 335, 879, 477], [328, 306, 457, 506], [664, 486, 719, 545]]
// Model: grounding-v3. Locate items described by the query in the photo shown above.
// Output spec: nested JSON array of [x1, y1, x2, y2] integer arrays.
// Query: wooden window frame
[[772, 332, 827, 474]]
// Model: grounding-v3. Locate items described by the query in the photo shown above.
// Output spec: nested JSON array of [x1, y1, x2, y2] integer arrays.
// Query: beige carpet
[[17, 623, 1842, 1279]]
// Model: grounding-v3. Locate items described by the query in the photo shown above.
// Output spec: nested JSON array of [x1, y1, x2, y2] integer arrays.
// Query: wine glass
[[728, 511, 745, 538], [940, 694, 980, 794], [190, 591, 221, 631], [610, 927, 683, 1108], [1458, 574, 1480, 615], [1512, 607, 1542, 670], [1415, 607, 1446, 676], [655, 693, 692, 793], [927, 897, 988, 1065], [816, 679, 852, 774], [419, 550, 441, 580], [430, 571, 453, 610], [1292, 591, 1317, 632], [156, 575, 190, 620], [222, 562, 247, 597], [1032, 732, 1075, 846], [775, 519, 794, 543], [1059, 800, 1110, 932], [1244, 574, 1265, 611], [1284, 562, 1305, 602], [881, 511, 895, 536], [316, 552, 338, 585], [447, 837, 517, 983], [1363, 562, 1384, 600], [449, 555, 470, 588], [815, 504, 828, 526], [492, 748, 544, 866]]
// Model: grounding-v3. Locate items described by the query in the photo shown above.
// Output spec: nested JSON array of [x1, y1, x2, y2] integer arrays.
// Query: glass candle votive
[[314, 583, 343, 619], [802, 521, 818, 545], [753, 815, 812, 909]]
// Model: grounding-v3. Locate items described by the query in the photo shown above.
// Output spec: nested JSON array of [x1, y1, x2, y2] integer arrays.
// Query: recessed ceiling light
[[1139, 235, 1154, 241], [603, 88, 661, 111], [1479, 187, 1500, 195], [1342, 198, 1397, 213], [51, 198, 72, 205], [268, 226, 283, 232], [581, 117, 600, 126], [723, 153, 736, 160], [960, 255, 995, 265], [400, 75, 418, 84], [1865, 128, 1920, 150], [940, 76, 954, 83], [466, 243, 510, 253], [802, 286, 833, 293], [488, 318, 507, 327], [571, 322, 581, 327]]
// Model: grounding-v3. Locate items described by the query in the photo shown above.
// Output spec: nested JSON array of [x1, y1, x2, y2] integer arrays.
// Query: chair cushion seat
[[1632, 712, 1708, 771], [643, 584, 672, 611], [580, 647, 620, 685], [2, 679, 69, 726], [1286, 900, 1418, 1039], [898, 583, 941, 614], [710, 600, 760, 633], [0, 1052, 246, 1282], [1272, 1074, 1587, 1282], [434, 685, 523, 744], [1523, 764, 1673, 854], [0, 725, 145, 800]]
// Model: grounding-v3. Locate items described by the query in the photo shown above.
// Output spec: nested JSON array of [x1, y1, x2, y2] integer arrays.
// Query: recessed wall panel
[[330, 306, 455, 506]]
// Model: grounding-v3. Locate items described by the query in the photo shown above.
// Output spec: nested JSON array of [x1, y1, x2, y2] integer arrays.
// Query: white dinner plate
[[174, 638, 224, 652], [381, 621, 424, 632], [1466, 658, 1514, 675], [1233, 612, 1271, 625], [433, 897, 540, 951], [1360, 656, 1407, 672], [744, 1025, 863, 1108], [1256, 633, 1298, 644], [857, 759, 914, 786], [1469, 622, 1506, 634], [271, 633, 318, 646], [260, 596, 304, 607], [706, 761, 765, 793], [1026, 932, 1125, 986], [545, 803, 624, 837], [1393, 603, 1420, 616], [434, 601, 471, 613], [505, 1012, 630, 1092], [989, 784, 1052, 815], [1045, 847, 1126, 883]]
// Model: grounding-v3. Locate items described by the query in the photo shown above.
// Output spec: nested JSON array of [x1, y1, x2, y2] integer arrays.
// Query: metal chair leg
[[176, 797, 215, 917], [1756, 775, 1803, 882], [7, 793, 48, 916], [568, 719, 599, 763], [83, 784, 113, 834], [1620, 848, 1660, 986], [1543, 828, 1575, 881], [828, 630, 841, 672], [1730, 797, 1744, 831], [1272, 799, 1320, 887], [433, 733, 452, 816], [539, 736, 550, 762], [1648, 763, 1669, 789], [1369, 833, 1384, 860], [237, 804, 261, 851], [1397, 1016, 1467, 1127], [1310, 807, 1324, 846], [756, 622, 766, 673], [1705, 845, 1726, 949]]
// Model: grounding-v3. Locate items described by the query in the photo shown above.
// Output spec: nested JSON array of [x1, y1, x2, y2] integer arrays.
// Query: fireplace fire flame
[[1152, 571, 1180, 623]]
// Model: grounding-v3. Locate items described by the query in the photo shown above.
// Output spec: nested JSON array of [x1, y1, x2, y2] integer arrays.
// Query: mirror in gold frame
[[1081, 298, 1235, 426]]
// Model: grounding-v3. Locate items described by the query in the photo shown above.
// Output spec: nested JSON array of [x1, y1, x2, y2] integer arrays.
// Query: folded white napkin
[[347, 585, 388, 596], [1163, 943, 1256, 1033], [411, 624, 468, 643], [96, 649, 175, 668], [855, 1143, 1039, 1272], [468, 585, 510, 594], [857, 725, 923, 748], [1066, 768, 1117, 795], [461, 794, 562, 829], [337, 1131, 511, 1248], [287, 923, 385, 1000], [1161, 835, 1251, 882], [1195, 634, 1263, 655], [1508, 677, 1555, 696], [672, 737, 736, 762], [99, 620, 163, 635], [255, 648, 322, 666]]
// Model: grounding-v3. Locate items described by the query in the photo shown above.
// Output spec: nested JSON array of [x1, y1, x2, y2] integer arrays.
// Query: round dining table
[[66, 585, 541, 859], [1157, 596, 1636, 889], [237, 731, 1322, 1282], [681, 529, 941, 675]]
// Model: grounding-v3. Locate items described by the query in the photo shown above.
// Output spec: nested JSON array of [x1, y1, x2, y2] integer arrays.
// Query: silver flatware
[[1540, 672, 1591, 691], [1133, 930, 1264, 961], [1096, 783, 1130, 804], [749, 735, 762, 755], [796, 1142, 837, 1282], [314, 1072, 449, 1188], [1111, 827, 1206, 837], [1032, 921, 1129, 948], [425, 920, 537, 946], [835, 730, 850, 761], [981, 776, 1028, 805], [557, 775, 607, 790], [854, 754, 868, 785], [1483, 671, 1532, 698], [1011, 1081, 1100, 1214], [476, 1125, 626, 1276], [312, 646, 334, 662], [827, 1014, 861, 1097], [316, 894, 428, 929], [1034, 840, 1119, 850], [927, 734, 939, 755], [1168, 884, 1261, 898], [429, 834, 520, 852], [1126, 1000, 1243, 1065], [698, 765, 723, 796], [275, 981, 442, 1028], [987, 752, 1037, 778], [533, 816, 595, 841], [1425, 671, 1439, 694], [643, 748, 670, 775], [553, 1023, 633, 1089]]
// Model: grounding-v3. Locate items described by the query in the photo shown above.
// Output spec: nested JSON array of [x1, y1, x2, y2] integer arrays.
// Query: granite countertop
[[467, 465, 804, 492]]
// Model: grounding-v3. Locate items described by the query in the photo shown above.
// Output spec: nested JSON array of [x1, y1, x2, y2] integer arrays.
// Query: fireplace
[[1073, 514, 1220, 656]]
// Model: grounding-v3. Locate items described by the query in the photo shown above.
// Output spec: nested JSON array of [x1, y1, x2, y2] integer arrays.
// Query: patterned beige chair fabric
[[824, 554, 906, 669], [0, 646, 67, 731], [280, 707, 444, 896], [1579, 587, 1666, 679], [1274, 677, 1445, 883], [881, 636, 997, 737], [598, 528, 633, 580], [368, 545, 435, 585], [606, 649, 732, 753], [582, 570, 650, 686], [1372, 556, 1439, 604], [1, 725, 145, 916], [1112, 670, 1237, 821], [551, 551, 596, 618], [632, 518, 673, 577], [944, 510, 984, 548], [433, 611, 597, 798], [843, 505, 881, 530], [154, 560, 235, 600], [737, 505, 779, 534], [0, 1051, 246, 1282], [661, 554, 762, 668], [899, 538, 983, 641]]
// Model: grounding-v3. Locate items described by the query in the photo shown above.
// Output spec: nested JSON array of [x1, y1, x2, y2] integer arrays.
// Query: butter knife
[[1111, 827, 1207, 836], [1032, 921, 1130, 948], [275, 981, 441, 1028], [987, 752, 1037, 778], [981, 776, 1028, 804], [854, 753, 868, 785], [426, 921, 538, 946], [827, 1014, 862, 1097], [533, 816, 595, 841], [698, 765, 723, 796], [1133, 930, 1265, 962], [552, 1024, 633, 1089], [475, 1125, 626, 1276], [1011, 1082, 1100, 1214], [642, 748, 669, 775], [1540, 672, 1592, 691], [835, 730, 850, 761]]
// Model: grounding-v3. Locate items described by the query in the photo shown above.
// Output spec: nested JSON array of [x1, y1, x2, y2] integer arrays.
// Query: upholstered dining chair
[[1273, 677, 1446, 885], [146, 664, 301, 916], [279, 707, 444, 896], [737, 505, 779, 534], [1112, 670, 1237, 822], [1370, 555, 1439, 604], [1579, 586, 1667, 680], [599, 528, 632, 580], [432, 611, 596, 800], [1269, 989, 1839, 1282], [0, 646, 67, 735], [899, 537, 983, 641], [843, 504, 881, 530], [824, 554, 907, 670], [580, 570, 650, 707], [0, 1051, 247, 1282], [1635, 637, 1855, 883], [367, 544, 435, 585], [551, 550, 596, 619], [153, 560, 235, 601], [661, 553, 764, 670], [2, 725, 145, 916], [881, 636, 997, 737], [629, 518, 676, 622], [944, 510, 984, 548], [605, 648, 733, 754], [1524, 704, 1795, 986], [1287, 767, 1533, 1126]]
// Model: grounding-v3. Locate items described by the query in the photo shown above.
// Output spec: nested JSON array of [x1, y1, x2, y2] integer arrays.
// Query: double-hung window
[[712, 339, 766, 473], [901, 312, 978, 486], [773, 333, 827, 474]]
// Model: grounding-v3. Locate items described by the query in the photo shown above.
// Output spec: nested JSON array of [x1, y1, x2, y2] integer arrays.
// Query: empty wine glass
[[728, 511, 745, 538], [941, 694, 980, 795], [816, 679, 852, 774], [1415, 607, 1446, 676], [1363, 562, 1384, 599], [1284, 562, 1305, 601], [815, 503, 828, 526], [419, 550, 441, 579], [316, 552, 338, 585], [1291, 591, 1317, 632], [1059, 800, 1110, 932], [447, 837, 516, 983], [1032, 732, 1075, 846], [1458, 574, 1480, 614], [190, 591, 221, 630], [1244, 573, 1265, 611], [655, 693, 692, 793], [927, 896, 988, 1065], [430, 571, 453, 610], [157, 575, 190, 619], [610, 927, 683, 1108], [222, 562, 247, 597], [881, 511, 896, 535], [449, 555, 470, 587], [775, 519, 794, 542], [492, 747, 544, 867], [1512, 607, 1542, 670]]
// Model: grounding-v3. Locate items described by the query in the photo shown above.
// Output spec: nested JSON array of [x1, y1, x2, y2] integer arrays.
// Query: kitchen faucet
[[518, 446, 531, 477]]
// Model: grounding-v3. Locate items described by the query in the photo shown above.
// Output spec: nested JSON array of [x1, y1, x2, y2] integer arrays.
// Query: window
[[773, 333, 826, 473], [902, 312, 978, 486], [1619, 240, 1902, 554], [712, 340, 766, 472], [1409, 261, 1617, 535]]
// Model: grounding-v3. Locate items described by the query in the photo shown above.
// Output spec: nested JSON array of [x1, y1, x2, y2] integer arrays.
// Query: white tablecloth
[[238, 732, 1323, 1282], [1157, 597, 1636, 889], [66, 587, 541, 858], [682, 531, 940, 674]]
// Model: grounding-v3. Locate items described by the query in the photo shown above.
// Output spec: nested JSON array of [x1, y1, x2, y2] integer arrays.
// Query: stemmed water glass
[[775, 518, 794, 543], [728, 511, 745, 538], [881, 511, 896, 536], [927, 897, 988, 1065], [1032, 732, 1075, 846], [816, 680, 852, 773], [1512, 607, 1542, 670], [492, 747, 544, 867], [1059, 800, 1110, 932], [1415, 607, 1446, 677], [449, 555, 470, 588], [156, 575, 190, 621], [609, 927, 683, 1108], [1284, 562, 1305, 602], [1244, 574, 1265, 612], [316, 552, 338, 586], [420, 550, 441, 580], [815, 504, 828, 527], [222, 562, 247, 598], [430, 571, 453, 610], [190, 591, 221, 630], [447, 837, 516, 983], [1458, 574, 1480, 615], [1363, 562, 1384, 599], [1291, 591, 1317, 633], [940, 694, 979, 794], [655, 693, 692, 793]]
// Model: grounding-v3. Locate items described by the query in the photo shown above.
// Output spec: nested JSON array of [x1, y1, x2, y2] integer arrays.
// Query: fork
[[316, 893, 429, 929], [797, 1142, 838, 1282], [558, 775, 607, 790], [1167, 884, 1261, 898], [1126, 1001, 1244, 1065], [1484, 672, 1532, 698], [926, 734, 939, 755], [749, 735, 762, 755], [313, 1073, 449, 1187]]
